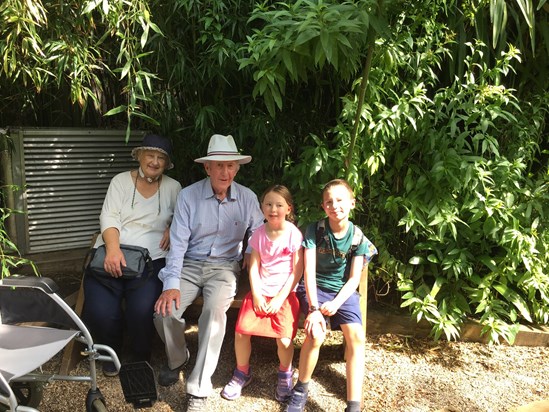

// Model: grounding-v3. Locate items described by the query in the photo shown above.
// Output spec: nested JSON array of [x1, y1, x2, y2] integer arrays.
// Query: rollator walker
[[0, 275, 121, 411]]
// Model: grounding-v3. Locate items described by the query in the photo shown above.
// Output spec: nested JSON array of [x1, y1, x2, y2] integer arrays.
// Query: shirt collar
[[200, 178, 236, 201]]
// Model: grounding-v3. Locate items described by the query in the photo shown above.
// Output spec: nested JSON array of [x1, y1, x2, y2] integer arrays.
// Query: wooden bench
[[60, 235, 369, 373], [191, 267, 368, 333]]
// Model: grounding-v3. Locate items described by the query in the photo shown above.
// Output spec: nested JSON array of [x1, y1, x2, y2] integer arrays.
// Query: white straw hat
[[194, 134, 251, 164]]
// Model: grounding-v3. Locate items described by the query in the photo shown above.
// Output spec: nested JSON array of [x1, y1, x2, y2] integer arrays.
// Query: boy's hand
[[304, 311, 326, 339], [320, 300, 340, 317]]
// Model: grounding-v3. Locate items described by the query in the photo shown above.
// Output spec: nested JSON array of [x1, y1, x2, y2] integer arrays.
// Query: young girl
[[285, 179, 377, 412], [221, 185, 303, 402]]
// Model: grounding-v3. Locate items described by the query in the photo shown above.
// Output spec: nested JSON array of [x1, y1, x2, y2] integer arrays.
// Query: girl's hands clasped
[[252, 294, 269, 315]]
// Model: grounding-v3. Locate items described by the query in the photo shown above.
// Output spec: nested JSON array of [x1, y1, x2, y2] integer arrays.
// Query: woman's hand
[[104, 247, 126, 278], [159, 226, 171, 250]]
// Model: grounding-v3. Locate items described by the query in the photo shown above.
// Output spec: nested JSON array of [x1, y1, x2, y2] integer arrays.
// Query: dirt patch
[[34, 306, 549, 412]]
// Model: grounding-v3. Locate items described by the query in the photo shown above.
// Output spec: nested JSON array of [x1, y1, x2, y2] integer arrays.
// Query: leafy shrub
[[0, 133, 39, 278], [370, 43, 549, 343]]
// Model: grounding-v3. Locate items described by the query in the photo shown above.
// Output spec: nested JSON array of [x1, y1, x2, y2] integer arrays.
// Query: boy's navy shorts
[[296, 284, 362, 331]]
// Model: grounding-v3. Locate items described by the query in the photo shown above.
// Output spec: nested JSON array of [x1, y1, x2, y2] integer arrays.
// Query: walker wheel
[[91, 398, 108, 412], [86, 388, 108, 412], [0, 381, 44, 411]]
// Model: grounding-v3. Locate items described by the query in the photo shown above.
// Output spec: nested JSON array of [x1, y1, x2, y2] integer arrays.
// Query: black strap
[[316, 219, 361, 258]]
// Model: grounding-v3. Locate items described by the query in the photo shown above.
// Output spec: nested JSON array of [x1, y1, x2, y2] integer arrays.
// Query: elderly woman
[[82, 134, 182, 376]]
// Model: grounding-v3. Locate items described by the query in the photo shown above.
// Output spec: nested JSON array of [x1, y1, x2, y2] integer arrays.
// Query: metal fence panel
[[6, 128, 145, 253]]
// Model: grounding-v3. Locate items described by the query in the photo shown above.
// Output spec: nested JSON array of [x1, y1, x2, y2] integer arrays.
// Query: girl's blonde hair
[[260, 184, 296, 223]]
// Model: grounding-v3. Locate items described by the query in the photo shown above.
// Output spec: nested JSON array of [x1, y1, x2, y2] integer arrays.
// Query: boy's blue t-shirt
[[302, 219, 378, 293]]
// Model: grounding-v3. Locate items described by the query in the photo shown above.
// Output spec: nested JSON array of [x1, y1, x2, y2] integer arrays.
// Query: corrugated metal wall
[[7, 128, 145, 253]]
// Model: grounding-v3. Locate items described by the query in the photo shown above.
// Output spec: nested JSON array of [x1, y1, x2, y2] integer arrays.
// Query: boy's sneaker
[[275, 369, 293, 402], [285, 388, 308, 412], [221, 368, 252, 400]]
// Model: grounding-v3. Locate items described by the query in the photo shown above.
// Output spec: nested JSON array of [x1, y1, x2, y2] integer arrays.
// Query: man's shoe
[[186, 395, 207, 412], [221, 368, 252, 400], [275, 369, 293, 402], [102, 361, 118, 377], [158, 364, 181, 386], [285, 389, 308, 412], [158, 348, 190, 387]]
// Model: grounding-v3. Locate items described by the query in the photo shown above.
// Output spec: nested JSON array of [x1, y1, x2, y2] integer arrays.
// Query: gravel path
[[35, 307, 549, 412]]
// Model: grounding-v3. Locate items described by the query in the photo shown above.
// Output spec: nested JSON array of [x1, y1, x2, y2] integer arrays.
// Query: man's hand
[[241, 253, 251, 270], [154, 288, 180, 317], [320, 300, 340, 317]]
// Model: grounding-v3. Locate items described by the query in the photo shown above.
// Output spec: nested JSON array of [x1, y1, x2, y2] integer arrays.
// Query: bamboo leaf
[[104, 105, 127, 116], [490, 0, 507, 49]]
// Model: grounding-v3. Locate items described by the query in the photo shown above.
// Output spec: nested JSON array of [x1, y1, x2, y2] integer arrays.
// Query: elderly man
[[154, 134, 264, 411]]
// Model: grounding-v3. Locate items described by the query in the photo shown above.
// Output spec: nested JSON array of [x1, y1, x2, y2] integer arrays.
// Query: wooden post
[[59, 279, 86, 374], [59, 233, 98, 374], [359, 266, 368, 335]]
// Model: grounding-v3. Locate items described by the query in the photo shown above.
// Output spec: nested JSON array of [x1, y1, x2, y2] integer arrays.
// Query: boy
[[285, 179, 377, 412]]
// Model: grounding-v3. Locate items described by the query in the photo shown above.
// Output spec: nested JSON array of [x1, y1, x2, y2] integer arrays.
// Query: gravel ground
[[33, 306, 549, 412]]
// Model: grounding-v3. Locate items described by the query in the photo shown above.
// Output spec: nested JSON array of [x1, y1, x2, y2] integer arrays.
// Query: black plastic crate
[[118, 361, 157, 408]]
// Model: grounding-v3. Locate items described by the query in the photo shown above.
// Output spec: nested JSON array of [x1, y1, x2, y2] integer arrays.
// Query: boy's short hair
[[321, 179, 354, 198]]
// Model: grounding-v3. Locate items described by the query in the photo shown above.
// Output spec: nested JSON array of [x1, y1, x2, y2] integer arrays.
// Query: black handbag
[[87, 244, 152, 279]]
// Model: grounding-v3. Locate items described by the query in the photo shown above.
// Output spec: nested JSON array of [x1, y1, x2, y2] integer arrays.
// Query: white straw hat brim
[[194, 154, 252, 164]]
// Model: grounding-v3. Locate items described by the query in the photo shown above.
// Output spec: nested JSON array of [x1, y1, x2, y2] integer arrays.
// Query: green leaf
[[120, 60, 132, 80], [409, 256, 424, 265], [483, 216, 498, 237], [479, 255, 498, 272], [132, 111, 160, 125], [104, 105, 127, 116], [494, 283, 533, 323], [295, 29, 318, 46], [490, 0, 507, 49], [430, 277, 446, 298]]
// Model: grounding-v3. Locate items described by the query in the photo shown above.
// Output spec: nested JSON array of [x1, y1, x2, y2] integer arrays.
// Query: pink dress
[[235, 222, 303, 339]]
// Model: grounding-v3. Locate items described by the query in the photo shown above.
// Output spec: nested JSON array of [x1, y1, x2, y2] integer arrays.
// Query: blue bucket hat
[[131, 134, 174, 169]]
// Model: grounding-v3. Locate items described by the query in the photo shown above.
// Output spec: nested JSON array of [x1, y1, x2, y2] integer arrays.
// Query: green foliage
[[0, 193, 39, 278], [239, 0, 374, 117], [0, 134, 38, 278], [1, 0, 548, 343], [373, 42, 549, 343], [0, 0, 160, 135], [246, 0, 549, 343]]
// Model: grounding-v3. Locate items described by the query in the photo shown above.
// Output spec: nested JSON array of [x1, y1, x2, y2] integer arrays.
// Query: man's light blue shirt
[[159, 178, 264, 291]]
